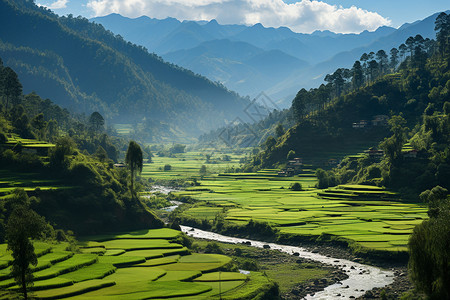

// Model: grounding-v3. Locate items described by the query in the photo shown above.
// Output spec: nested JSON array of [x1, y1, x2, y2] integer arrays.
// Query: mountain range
[[0, 0, 250, 141], [92, 12, 445, 106]]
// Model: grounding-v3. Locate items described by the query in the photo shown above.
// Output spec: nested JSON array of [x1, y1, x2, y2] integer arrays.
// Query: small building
[[277, 170, 287, 177], [352, 120, 369, 129], [372, 115, 389, 126], [364, 148, 384, 161]]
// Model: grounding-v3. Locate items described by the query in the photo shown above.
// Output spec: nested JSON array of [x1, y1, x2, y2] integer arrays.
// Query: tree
[[46, 120, 58, 143], [399, 43, 407, 62], [367, 60, 379, 82], [380, 115, 407, 163], [31, 113, 47, 140], [88, 112, 104, 132], [360, 53, 369, 83], [6, 203, 47, 300], [408, 190, 450, 299], [264, 136, 276, 151], [389, 48, 399, 70], [292, 89, 307, 122], [376, 50, 388, 75], [289, 182, 302, 191], [352, 61, 364, 89], [125, 141, 143, 195], [199, 165, 207, 176], [95, 145, 108, 162], [1, 67, 22, 113], [275, 123, 284, 138], [435, 12, 450, 55]]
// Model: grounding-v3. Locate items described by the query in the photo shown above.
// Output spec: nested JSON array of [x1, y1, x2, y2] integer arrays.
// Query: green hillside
[[0, 0, 249, 140]]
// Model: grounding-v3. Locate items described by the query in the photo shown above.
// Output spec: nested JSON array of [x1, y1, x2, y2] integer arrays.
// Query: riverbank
[[182, 226, 396, 299], [188, 231, 349, 299]]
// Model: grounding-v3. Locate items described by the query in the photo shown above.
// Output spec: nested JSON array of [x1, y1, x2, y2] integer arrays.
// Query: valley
[[0, 0, 449, 299]]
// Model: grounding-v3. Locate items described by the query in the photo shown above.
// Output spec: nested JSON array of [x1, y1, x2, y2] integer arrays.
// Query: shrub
[[204, 242, 223, 254], [289, 182, 302, 191], [163, 164, 172, 171]]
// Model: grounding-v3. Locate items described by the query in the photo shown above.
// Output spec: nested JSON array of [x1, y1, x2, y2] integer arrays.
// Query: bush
[[289, 182, 302, 191], [204, 242, 223, 254], [163, 164, 172, 171]]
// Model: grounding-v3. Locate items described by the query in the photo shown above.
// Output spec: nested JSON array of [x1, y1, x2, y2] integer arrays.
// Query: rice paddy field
[[148, 151, 428, 253], [140, 150, 247, 181], [0, 170, 71, 196], [0, 228, 271, 299]]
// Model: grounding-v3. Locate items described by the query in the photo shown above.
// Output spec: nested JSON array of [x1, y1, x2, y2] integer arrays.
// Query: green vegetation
[[0, 0, 249, 141], [0, 60, 163, 236], [0, 228, 276, 299], [408, 186, 449, 299], [172, 170, 427, 254]]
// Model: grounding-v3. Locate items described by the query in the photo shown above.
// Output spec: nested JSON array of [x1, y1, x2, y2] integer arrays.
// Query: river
[[180, 225, 395, 299]]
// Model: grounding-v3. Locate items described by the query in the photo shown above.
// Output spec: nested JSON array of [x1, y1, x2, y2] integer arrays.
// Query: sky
[[37, 0, 450, 34]]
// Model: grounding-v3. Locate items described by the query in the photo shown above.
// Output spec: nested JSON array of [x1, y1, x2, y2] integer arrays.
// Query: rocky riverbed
[[181, 226, 396, 299]]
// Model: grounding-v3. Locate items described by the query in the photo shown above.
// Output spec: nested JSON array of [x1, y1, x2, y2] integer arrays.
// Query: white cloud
[[86, 0, 391, 33], [39, 0, 69, 9]]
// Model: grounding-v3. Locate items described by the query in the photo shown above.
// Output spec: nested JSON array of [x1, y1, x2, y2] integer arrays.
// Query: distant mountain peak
[[208, 19, 219, 25], [252, 23, 264, 29]]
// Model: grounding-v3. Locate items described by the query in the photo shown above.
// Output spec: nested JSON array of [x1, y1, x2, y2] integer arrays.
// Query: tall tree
[[125, 140, 143, 195], [399, 44, 407, 62], [292, 88, 308, 122], [389, 48, 399, 70], [6, 199, 47, 300], [435, 12, 450, 55], [88, 112, 104, 132], [352, 61, 364, 89], [376, 50, 388, 75], [275, 123, 284, 138], [1, 67, 22, 113], [31, 113, 47, 140], [360, 53, 369, 83]]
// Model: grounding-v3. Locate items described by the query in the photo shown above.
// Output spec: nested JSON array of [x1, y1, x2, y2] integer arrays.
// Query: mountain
[[164, 39, 308, 96], [91, 14, 396, 101], [266, 11, 446, 105], [0, 0, 249, 141]]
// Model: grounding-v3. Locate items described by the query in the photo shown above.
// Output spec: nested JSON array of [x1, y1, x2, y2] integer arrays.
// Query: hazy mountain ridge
[[0, 0, 250, 140], [91, 13, 440, 105]]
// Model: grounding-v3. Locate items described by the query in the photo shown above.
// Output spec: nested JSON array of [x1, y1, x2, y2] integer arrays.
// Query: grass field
[[0, 228, 272, 299]]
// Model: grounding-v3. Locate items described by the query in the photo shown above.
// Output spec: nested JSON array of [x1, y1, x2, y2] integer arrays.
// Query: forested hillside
[[0, 59, 163, 235], [247, 12, 450, 198], [0, 0, 249, 140]]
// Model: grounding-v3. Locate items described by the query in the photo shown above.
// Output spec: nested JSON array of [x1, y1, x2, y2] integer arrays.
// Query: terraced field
[[140, 150, 246, 181], [0, 134, 69, 196], [0, 228, 272, 299], [175, 172, 428, 252]]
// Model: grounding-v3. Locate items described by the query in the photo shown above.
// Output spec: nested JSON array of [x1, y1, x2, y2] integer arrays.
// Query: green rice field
[[0, 228, 271, 299], [140, 150, 246, 181], [152, 152, 428, 253]]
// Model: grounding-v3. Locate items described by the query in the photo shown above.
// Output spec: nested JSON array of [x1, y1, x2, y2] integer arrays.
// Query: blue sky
[[38, 0, 449, 33]]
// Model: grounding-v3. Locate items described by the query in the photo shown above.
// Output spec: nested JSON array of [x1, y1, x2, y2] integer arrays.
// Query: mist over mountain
[[92, 12, 442, 107], [0, 0, 250, 141]]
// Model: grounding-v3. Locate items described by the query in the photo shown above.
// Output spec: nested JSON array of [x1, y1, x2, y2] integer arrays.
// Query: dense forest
[[0, 59, 163, 236], [0, 0, 250, 140], [246, 12, 450, 196]]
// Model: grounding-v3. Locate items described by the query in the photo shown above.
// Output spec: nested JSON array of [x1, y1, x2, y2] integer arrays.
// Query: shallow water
[[149, 185, 179, 195], [181, 226, 395, 299]]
